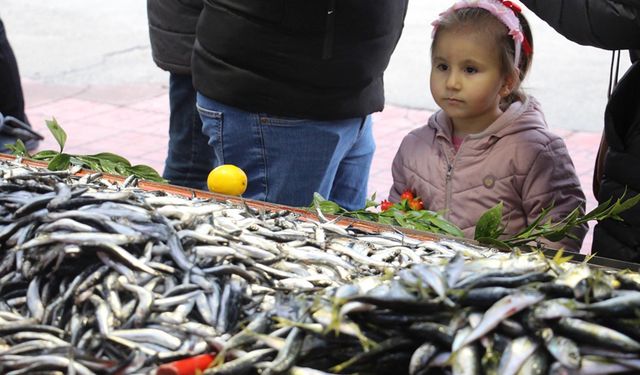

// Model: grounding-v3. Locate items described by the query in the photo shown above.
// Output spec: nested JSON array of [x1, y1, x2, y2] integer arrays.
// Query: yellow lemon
[[207, 164, 247, 196]]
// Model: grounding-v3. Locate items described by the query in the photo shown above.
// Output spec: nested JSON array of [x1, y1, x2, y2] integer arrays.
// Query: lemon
[[207, 164, 247, 196]]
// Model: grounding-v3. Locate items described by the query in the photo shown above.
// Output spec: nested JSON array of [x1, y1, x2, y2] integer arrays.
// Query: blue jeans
[[196, 94, 375, 210], [163, 73, 215, 190]]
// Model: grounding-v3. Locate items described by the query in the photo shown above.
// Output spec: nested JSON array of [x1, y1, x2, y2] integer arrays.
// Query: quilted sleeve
[[521, 0, 640, 50], [520, 138, 589, 252]]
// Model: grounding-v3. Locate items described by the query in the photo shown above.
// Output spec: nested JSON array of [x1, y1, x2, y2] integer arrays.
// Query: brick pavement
[[22, 80, 600, 253]]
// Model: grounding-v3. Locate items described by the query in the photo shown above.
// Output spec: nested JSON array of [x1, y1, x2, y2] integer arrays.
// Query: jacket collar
[[429, 96, 547, 149]]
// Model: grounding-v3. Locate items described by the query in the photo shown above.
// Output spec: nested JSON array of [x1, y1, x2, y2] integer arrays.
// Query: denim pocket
[[197, 105, 223, 121], [196, 105, 224, 162], [259, 114, 309, 127]]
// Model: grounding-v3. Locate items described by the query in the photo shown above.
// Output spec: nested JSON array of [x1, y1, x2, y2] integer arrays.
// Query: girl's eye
[[464, 66, 478, 74], [436, 63, 448, 71]]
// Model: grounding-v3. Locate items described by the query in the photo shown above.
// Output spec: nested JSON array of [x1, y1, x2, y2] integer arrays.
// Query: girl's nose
[[445, 71, 461, 90]]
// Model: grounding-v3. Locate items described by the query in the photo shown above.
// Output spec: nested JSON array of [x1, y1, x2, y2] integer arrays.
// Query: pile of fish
[[1, 158, 640, 374]]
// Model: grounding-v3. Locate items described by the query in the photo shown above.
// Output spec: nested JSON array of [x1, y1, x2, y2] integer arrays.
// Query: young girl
[[389, 0, 587, 251]]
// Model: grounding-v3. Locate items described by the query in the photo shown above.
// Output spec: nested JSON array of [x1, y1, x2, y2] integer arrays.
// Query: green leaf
[[47, 153, 71, 171], [616, 192, 640, 213], [393, 211, 408, 227], [46, 118, 67, 152], [4, 139, 29, 157], [544, 228, 570, 242], [351, 212, 378, 221], [128, 164, 166, 183], [31, 150, 60, 161], [311, 192, 345, 215], [474, 202, 504, 240], [73, 155, 101, 171], [512, 205, 555, 240], [114, 164, 130, 175], [476, 237, 510, 250], [89, 152, 132, 167], [99, 159, 119, 175], [378, 216, 397, 225], [365, 193, 378, 208], [583, 197, 614, 220], [429, 215, 465, 237], [312, 192, 327, 202], [317, 200, 343, 215]]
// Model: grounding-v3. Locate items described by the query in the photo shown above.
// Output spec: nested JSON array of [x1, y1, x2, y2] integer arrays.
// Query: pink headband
[[432, 0, 532, 67]]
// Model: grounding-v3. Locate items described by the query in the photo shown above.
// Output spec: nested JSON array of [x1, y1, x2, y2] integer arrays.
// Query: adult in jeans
[[0, 16, 41, 153], [520, 0, 640, 261], [192, 1, 409, 210], [147, 0, 215, 190]]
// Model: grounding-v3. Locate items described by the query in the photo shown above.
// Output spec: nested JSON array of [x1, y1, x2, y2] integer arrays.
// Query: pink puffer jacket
[[389, 97, 587, 252]]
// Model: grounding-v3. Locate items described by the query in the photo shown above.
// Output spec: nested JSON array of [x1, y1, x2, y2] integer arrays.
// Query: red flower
[[400, 189, 414, 201], [380, 200, 394, 211], [408, 198, 424, 211]]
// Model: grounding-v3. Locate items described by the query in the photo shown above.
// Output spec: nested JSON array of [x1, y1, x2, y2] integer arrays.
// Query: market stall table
[[1, 155, 639, 375]]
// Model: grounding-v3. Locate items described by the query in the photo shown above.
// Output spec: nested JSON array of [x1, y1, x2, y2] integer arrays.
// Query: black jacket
[[522, 0, 640, 261], [191, 0, 408, 120], [147, 0, 203, 74]]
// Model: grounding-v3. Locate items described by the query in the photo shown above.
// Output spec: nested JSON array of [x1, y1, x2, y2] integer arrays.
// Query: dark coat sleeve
[[521, 0, 640, 50]]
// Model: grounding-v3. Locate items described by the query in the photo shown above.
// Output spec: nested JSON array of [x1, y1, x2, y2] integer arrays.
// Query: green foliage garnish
[[4, 139, 29, 157], [474, 202, 505, 240], [486, 191, 640, 248], [9, 118, 166, 183], [313, 191, 640, 250], [46, 118, 67, 153], [311, 193, 465, 238]]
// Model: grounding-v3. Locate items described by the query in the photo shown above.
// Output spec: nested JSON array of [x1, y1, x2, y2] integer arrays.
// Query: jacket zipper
[[322, 0, 336, 60], [444, 163, 454, 220], [443, 136, 461, 221]]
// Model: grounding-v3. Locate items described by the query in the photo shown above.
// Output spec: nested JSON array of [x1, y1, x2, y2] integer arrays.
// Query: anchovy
[[328, 239, 391, 269], [453, 290, 544, 351], [557, 317, 640, 353], [110, 328, 182, 350], [119, 278, 154, 328], [203, 348, 275, 375], [26, 276, 44, 322], [498, 336, 539, 375], [37, 218, 97, 233], [153, 290, 201, 309], [409, 342, 438, 375], [18, 232, 148, 249], [1, 354, 95, 375], [581, 290, 640, 317], [167, 233, 203, 275], [262, 327, 305, 374]]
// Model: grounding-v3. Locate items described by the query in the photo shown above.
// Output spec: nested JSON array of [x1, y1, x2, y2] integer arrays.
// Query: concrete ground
[[3, 0, 610, 253]]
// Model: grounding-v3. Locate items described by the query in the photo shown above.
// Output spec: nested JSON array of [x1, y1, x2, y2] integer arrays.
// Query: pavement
[[21, 79, 600, 254]]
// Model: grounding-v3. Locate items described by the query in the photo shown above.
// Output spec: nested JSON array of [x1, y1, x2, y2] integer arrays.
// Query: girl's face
[[430, 28, 511, 134]]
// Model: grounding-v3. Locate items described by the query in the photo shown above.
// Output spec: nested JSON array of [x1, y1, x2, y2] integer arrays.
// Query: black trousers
[[0, 17, 28, 124]]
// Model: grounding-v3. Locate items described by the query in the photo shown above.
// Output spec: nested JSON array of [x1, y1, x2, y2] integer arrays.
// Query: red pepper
[[408, 198, 424, 211], [156, 353, 216, 375], [380, 200, 394, 211], [400, 189, 414, 201]]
